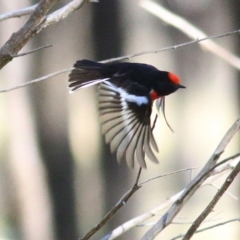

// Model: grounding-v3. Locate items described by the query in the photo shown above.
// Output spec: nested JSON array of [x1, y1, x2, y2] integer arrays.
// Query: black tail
[[69, 60, 112, 92]]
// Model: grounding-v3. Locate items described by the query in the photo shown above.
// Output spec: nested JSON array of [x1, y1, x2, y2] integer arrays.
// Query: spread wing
[[69, 59, 160, 168], [99, 80, 159, 168]]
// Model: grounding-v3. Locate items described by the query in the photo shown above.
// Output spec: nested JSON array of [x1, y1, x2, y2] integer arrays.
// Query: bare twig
[[139, 0, 240, 70], [210, 153, 240, 175], [199, 153, 240, 188], [170, 218, 240, 240], [0, 68, 73, 93], [142, 117, 240, 240], [0, 4, 37, 22], [80, 168, 142, 240], [193, 218, 240, 234], [140, 168, 197, 185], [182, 160, 240, 240], [209, 183, 238, 200], [101, 154, 240, 240], [102, 190, 184, 240], [101, 29, 240, 65], [11, 44, 52, 58]]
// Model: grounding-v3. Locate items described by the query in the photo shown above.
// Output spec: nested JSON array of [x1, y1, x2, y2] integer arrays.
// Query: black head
[[154, 71, 185, 97]]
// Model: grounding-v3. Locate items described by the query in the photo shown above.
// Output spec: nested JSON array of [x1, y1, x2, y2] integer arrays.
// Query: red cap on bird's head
[[168, 72, 186, 89]]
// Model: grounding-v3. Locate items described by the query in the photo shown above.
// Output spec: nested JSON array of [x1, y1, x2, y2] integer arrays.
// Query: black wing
[[69, 60, 160, 168], [99, 79, 159, 168]]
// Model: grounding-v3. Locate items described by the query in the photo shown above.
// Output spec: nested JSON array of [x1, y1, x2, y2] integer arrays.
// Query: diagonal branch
[[170, 218, 240, 240], [101, 154, 240, 240], [0, 0, 58, 69], [11, 44, 52, 58], [141, 117, 240, 240], [80, 168, 142, 240], [0, 68, 73, 93], [182, 160, 240, 240], [0, 0, 93, 70], [101, 29, 240, 65], [139, 0, 240, 70]]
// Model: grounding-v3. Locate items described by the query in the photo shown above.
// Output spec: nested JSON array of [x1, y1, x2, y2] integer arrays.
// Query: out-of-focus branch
[[139, 0, 240, 71], [182, 161, 240, 240], [101, 154, 240, 240], [0, 4, 37, 22], [142, 118, 240, 240]]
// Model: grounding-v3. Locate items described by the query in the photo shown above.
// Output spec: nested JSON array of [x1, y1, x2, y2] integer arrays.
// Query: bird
[[68, 59, 185, 168]]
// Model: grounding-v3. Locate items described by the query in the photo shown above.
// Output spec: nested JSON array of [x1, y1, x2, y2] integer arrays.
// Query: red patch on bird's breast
[[150, 90, 160, 101], [168, 72, 181, 85]]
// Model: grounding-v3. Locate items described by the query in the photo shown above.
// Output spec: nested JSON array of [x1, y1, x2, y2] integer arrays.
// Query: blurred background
[[0, 0, 239, 239]]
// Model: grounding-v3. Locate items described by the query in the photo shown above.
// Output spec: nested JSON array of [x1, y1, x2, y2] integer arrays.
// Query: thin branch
[[0, 4, 37, 22], [182, 160, 240, 240], [142, 117, 240, 240], [141, 159, 239, 240], [101, 28, 240, 65], [0, 68, 73, 93], [11, 44, 52, 58], [80, 168, 142, 240], [2, 27, 240, 93], [195, 218, 240, 234], [102, 190, 184, 240], [139, 0, 240, 70], [200, 153, 240, 188], [140, 168, 197, 185], [1, 0, 240, 94], [170, 218, 240, 240], [101, 154, 240, 240], [210, 153, 240, 175], [209, 183, 238, 200], [137, 217, 224, 226]]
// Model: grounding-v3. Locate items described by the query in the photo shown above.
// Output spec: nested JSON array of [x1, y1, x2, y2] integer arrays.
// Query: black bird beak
[[178, 84, 186, 89]]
